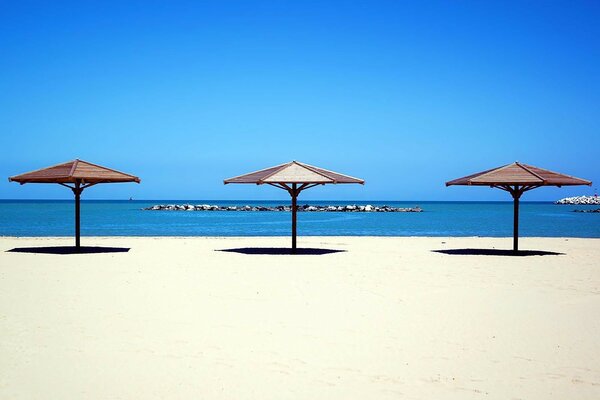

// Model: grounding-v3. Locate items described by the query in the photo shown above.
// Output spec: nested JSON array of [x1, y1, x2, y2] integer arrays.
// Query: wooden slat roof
[[224, 161, 364, 185], [9, 159, 141, 184], [446, 162, 591, 187]]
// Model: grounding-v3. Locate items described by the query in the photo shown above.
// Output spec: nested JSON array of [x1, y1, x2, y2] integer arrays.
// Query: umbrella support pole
[[271, 182, 322, 253], [72, 183, 83, 250], [291, 184, 298, 253], [509, 186, 524, 253], [512, 191, 520, 253]]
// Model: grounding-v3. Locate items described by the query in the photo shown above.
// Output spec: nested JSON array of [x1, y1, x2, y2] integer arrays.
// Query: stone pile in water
[[143, 204, 423, 212], [573, 208, 600, 213], [555, 196, 600, 205]]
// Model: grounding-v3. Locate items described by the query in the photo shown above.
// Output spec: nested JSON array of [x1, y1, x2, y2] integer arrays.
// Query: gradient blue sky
[[1, 1, 598, 201]]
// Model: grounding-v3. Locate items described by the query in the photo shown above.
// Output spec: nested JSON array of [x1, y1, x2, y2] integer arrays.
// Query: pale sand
[[0, 236, 599, 399]]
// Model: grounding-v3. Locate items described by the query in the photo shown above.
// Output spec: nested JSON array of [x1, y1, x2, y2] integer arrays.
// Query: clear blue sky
[[1, 1, 598, 201]]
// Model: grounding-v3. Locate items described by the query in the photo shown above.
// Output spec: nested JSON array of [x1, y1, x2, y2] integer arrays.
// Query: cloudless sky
[[1, 1, 598, 201]]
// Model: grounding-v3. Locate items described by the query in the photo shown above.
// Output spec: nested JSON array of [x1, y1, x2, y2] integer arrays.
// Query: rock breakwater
[[143, 204, 423, 212], [555, 196, 600, 205]]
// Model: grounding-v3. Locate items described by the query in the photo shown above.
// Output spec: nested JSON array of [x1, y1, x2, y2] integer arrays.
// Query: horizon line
[[0, 198, 580, 203]]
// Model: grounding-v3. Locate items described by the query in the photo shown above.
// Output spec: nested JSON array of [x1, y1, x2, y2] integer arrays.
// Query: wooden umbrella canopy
[[9, 159, 140, 248], [224, 161, 364, 251], [446, 162, 591, 252]]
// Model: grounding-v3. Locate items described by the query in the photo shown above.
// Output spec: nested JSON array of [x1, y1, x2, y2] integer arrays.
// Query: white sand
[[0, 236, 599, 399]]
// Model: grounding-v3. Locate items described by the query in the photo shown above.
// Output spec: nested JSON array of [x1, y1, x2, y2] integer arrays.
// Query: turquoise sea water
[[0, 200, 598, 238]]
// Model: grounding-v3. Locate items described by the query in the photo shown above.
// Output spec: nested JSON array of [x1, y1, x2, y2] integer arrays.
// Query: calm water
[[0, 200, 598, 238]]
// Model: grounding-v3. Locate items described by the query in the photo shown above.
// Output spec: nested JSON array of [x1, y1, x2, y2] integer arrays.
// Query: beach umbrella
[[446, 162, 591, 252], [9, 159, 140, 248], [224, 161, 364, 251]]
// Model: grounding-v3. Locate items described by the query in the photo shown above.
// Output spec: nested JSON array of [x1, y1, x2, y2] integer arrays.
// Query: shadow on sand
[[7, 246, 131, 255], [432, 248, 564, 257], [218, 247, 345, 255]]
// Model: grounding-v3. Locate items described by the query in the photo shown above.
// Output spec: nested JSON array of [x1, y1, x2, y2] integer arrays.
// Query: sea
[[0, 200, 598, 238]]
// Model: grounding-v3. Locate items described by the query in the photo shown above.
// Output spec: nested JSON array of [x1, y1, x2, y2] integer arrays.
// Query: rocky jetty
[[573, 208, 600, 213], [555, 196, 600, 205], [143, 204, 423, 212]]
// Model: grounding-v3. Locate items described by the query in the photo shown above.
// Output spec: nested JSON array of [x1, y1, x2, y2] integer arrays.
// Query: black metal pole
[[512, 187, 521, 253], [291, 183, 297, 252], [74, 182, 82, 249]]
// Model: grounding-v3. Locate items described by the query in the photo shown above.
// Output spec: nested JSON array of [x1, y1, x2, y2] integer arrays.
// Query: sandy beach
[[0, 236, 599, 399]]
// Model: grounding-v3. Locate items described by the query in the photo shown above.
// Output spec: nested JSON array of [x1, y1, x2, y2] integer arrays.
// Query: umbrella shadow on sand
[[432, 248, 564, 257], [7, 246, 130, 255], [217, 247, 345, 255]]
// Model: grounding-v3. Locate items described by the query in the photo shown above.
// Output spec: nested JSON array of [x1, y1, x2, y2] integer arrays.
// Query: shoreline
[[2, 235, 600, 240]]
